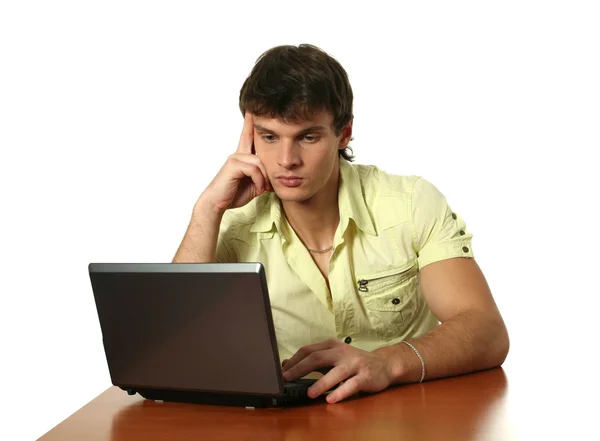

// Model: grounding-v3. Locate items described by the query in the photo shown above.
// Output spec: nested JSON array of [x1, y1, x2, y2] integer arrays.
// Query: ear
[[338, 118, 353, 150]]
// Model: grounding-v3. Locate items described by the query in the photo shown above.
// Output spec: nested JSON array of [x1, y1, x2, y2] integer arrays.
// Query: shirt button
[[462, 246, 469, 253], [344, 336, 352, 344], [452, 213, 457, 220], [460, 230, 465, 236], [391, 298, 400, 305]]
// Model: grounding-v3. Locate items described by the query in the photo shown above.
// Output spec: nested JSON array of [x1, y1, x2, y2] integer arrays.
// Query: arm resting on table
[[375, 257, 510, 383]]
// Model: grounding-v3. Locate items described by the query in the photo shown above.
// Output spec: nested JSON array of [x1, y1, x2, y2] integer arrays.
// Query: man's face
[[252, 111, 352, 203]]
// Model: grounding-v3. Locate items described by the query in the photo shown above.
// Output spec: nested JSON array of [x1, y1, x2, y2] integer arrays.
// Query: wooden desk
[[39, 368, 518, 441]]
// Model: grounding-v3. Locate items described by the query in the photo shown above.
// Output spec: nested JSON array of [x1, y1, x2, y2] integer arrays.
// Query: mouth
[[276, 176, 303, 188]]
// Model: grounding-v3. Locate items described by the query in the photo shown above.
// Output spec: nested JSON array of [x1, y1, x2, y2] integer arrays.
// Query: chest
[[254, 222, 419, 308], [311, 252, 332, 290]]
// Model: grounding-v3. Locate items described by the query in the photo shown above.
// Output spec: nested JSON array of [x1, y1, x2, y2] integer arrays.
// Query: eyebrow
[[254, 124, 328, 135]]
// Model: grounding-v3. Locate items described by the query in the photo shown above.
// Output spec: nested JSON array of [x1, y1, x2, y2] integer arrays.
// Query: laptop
[[88, 262, 319, 407]]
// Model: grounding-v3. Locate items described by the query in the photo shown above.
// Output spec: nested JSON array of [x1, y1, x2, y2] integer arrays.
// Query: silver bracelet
[[402, 340, 425, 383]]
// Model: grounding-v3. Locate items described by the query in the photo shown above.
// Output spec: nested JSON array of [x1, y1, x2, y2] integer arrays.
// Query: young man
[[173, 44, 509, 403]]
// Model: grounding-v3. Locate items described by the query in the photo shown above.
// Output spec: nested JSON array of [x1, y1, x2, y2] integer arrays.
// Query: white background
[[1, 1, 599, 440]]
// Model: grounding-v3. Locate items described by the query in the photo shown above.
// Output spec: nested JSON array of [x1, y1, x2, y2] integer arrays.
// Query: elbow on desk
[[489, 317, 510, 368]]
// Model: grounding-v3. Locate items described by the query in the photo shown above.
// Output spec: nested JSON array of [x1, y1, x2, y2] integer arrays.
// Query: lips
[[277, 176, 303, 188]]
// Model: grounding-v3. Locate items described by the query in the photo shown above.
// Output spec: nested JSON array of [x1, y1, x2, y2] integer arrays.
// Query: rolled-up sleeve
[[411, 177, 474, 269]]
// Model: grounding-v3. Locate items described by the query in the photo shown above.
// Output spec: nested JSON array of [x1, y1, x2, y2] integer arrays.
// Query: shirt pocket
[[357, 261, 421, 339]]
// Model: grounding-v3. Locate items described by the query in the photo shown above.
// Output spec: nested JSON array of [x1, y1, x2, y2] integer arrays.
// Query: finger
[[265, 177, 273, 192], [229, 158, 267, 194], [307, 364, 354, 399], [326, 376, 361, 404], [316, 366, 333, 376], [236, 112, 254, 154], [281, 359, 289, 368], [231, 153, 269, 190], [282, 348, 339, 382], [282, 339, 340, 373]]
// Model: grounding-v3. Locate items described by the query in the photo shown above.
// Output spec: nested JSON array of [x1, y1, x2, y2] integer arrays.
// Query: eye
[[302, 135, 320, 143], [262, 134, 277, 142]]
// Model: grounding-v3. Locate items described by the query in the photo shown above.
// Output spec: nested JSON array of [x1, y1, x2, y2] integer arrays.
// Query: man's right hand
[[198, 113, 272, 214]]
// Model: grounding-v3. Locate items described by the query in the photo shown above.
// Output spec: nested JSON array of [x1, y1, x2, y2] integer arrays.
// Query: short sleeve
[[214, 212, 237, 263], [411, 177, 474, 269]]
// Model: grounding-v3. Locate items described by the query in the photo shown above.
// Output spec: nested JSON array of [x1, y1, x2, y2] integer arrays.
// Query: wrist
[[401, 340, 426, 383], [374, 341, 425, 384], [374, 345, 406, 384]]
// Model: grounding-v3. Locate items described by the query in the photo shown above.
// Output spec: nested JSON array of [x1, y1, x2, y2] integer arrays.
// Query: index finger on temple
[[236, 112, 254, 154]]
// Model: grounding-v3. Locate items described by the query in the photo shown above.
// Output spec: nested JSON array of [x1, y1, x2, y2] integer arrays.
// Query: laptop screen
[[89, 263, 283, 396]]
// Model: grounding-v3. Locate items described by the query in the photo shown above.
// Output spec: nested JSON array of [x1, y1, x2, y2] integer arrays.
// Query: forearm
[[375, 309, 510, 383], [172, 197, 224, 263]]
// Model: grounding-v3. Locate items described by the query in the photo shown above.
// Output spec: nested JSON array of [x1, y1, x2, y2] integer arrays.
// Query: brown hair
[[239, 44, 355, 161]]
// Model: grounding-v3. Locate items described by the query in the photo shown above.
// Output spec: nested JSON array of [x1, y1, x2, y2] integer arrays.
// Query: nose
[[277, 139, 302, 169]]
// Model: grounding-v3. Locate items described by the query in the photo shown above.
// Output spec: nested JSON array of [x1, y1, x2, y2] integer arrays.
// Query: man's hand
[[199, 112, 272, 213], [281, 339, 393, 403]]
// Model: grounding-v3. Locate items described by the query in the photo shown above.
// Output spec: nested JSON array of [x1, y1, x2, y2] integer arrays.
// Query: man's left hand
[[281, 339, 393, 403]]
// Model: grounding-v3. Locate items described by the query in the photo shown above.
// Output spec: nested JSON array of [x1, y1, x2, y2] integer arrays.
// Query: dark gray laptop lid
[[88, 263, 284, 396]]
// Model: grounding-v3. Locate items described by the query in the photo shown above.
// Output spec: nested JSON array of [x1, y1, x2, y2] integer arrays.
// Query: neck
[[281, 161, 340, 251]]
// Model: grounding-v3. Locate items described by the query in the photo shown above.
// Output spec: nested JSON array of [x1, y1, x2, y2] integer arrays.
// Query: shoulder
[[355, 163, 446, 208], [347, 162, 451, 228], [344, 162, 425, 232], [351, 162, 422, 197], [351, 162, 425, 212]]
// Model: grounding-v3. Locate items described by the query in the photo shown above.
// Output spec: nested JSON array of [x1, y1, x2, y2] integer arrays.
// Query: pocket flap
[[366, 292, 414, 312], [356, 261, 418, 293]]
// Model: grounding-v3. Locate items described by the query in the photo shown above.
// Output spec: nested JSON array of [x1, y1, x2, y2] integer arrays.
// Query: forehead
[[253, 111, 334, 133]]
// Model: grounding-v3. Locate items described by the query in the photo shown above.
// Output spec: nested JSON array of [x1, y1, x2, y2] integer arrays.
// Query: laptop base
[[123, 379, 319, 408]]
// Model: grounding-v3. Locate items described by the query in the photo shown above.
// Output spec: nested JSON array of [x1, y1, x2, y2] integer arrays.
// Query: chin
[[273, 186, 312, 203]]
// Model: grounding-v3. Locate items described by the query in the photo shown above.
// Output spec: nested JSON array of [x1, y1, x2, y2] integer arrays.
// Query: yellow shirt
[[216, 159, 474, 361]]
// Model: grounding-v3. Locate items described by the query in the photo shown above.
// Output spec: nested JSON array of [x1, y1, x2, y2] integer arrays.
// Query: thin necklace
[[306, 245, 334, 253]]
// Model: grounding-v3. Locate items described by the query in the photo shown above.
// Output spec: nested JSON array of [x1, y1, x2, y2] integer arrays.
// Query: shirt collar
[[338, 158, 377, 236], [250, 192, 282, 235], [249, 159, 376, 236]]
